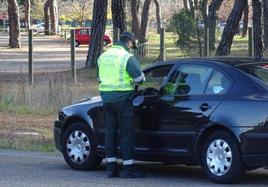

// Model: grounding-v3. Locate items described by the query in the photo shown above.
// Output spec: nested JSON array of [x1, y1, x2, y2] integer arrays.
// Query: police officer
[[97, 31, 145, 178]]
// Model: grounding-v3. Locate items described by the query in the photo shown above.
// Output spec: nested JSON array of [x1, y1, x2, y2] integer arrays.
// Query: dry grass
[[0, 69, 99, 152], [0, 69, 99, 114]]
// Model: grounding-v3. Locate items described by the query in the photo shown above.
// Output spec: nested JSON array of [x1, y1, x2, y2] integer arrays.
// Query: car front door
[[133, 65, 173, 153], [154, 63, 232, 155]]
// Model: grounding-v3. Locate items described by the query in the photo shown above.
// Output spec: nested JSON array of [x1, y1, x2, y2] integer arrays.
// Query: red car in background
[[74, 28, 112, 47]]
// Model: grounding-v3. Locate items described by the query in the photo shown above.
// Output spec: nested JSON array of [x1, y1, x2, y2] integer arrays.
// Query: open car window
[[139, 65, 172, 93]]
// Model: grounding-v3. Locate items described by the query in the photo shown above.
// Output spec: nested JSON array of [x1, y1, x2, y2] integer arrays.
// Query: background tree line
[[169, 0, 268, 58], [3, 0, 268, 66]]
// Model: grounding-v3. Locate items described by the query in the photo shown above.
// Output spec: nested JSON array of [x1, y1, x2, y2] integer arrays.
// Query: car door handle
[[199, 103, 212, 111], [142, 105, 154, 110], [160, 95, 175, 102]]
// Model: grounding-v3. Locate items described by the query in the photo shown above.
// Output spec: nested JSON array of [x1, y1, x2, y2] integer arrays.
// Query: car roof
[[75, 27, 90, 30], [153, 57, 268, 67], [145, 57, 268, 92]]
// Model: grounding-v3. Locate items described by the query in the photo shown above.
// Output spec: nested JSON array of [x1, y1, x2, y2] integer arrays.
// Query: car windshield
[[237, 63, 268, 86]]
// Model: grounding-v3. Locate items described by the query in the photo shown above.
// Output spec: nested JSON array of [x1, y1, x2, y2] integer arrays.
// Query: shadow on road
[[62, 162, 268, 185]]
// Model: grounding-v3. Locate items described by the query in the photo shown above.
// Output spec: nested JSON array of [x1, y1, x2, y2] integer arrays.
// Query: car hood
[[73, 96, 102, 106], [63, 96, 102, 110]]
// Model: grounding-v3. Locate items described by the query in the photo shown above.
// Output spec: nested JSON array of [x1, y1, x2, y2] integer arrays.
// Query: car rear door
[[154, 63, 232, 155]]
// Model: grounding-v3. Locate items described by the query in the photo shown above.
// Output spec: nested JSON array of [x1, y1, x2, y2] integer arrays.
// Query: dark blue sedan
[[54, 57, 268, 183]]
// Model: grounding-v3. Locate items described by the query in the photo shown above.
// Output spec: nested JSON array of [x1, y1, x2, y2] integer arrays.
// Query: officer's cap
[[120, 31, 137, 49]]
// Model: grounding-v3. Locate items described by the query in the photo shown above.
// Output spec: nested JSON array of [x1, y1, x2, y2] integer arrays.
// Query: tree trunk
[[207, 0, 224, 50], [241, 3, 249, 38], [252, 0, 263, 58], [85, 0, 108, 68], [24, 0, 31, 31], [193, 0, 202, 56], [183, 0, 188, 9], [137, 0, 141, 12], [200, 0, 208, 55], [200, 0, 208, 23], [49, 0, 58, 34], [153, 0, 161, 34], [44, 0, 50, 35], [112, 0, 126, 39], [189, 0, 194, 13], [263, 0, 268, 49], [81, 4, 86, 27], [8, 0, 20, 48], [215, 0, 247, 56], [131, 0, 140, 38], [138, 0, 151, 43]]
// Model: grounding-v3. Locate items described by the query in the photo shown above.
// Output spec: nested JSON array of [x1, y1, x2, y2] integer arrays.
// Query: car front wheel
[[61, 122, 102, 170], [201, 130, 244, 184], [75, 41, 80, 47]]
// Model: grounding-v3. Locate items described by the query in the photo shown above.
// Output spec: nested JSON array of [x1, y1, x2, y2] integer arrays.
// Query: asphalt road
[[0, 149, 268, 187]]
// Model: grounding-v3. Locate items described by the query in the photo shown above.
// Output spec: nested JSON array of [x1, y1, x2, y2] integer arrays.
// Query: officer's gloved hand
[[143, 76, 146, 82], [97, 78, 102, 83]]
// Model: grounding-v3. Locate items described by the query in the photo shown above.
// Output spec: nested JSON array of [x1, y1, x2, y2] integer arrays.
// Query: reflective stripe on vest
[[98, 45, 134, 91]]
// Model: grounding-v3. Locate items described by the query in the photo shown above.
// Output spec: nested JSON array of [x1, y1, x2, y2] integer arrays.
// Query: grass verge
[[0, 137, 55, 152]]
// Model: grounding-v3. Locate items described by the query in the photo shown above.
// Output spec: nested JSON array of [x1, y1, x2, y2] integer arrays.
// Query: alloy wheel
[[67, 130, 91, 164], [206, 139, 232, 176]]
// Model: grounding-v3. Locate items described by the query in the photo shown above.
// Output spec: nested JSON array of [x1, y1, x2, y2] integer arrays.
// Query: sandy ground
[[0, 110, 55, 143], [0, 32, 88, 73]]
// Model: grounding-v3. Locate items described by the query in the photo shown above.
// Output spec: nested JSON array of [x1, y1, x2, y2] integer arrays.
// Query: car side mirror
[[140, 87, 159, 97]]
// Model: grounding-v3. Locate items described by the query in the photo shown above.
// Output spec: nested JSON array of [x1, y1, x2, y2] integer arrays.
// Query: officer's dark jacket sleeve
[[126, 56, 145, 84], [96, 65, 101, 83]]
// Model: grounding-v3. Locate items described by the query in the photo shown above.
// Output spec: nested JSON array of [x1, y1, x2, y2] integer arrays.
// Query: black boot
[[106, 162, 119, 178], [121, 165, 146, 178]]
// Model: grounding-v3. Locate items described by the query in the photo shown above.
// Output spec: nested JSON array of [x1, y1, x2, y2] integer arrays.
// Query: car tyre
[[61, 122, 102, 170], [201, 130, 244, 184], [103, 40, 109, 46], [75, 41, 80, 47]]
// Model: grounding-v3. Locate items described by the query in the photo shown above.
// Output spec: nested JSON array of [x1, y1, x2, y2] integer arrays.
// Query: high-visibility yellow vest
[[98, 45, 134, 91]]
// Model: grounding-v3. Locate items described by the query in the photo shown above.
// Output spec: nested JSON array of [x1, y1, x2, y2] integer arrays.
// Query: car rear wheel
[[75, 41, 80, 47], [201, 130, 244, 184], [103, 40, 109, 46], [61, 122, 102, 170]]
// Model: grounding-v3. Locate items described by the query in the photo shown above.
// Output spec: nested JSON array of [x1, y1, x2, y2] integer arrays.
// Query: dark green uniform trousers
[[103, 99, 135, 162]]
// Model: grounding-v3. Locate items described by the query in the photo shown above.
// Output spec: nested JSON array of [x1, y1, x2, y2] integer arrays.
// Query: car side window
[[205, 71, 230, 95], [163, 64, 213, 95], [79, 30, 88, 35], [139, 66, 172, 92]]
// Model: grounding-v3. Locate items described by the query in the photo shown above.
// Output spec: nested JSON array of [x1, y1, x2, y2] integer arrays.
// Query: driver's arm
[[126, 56, 145, 85]]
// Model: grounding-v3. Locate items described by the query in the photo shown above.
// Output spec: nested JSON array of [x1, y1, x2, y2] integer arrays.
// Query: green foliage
[[31, 0, 45, 20], [168, 9, 203, 56], [0, 137, 55, 152], [17, 0, 24, 6], [0, 101, 32, 114]]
